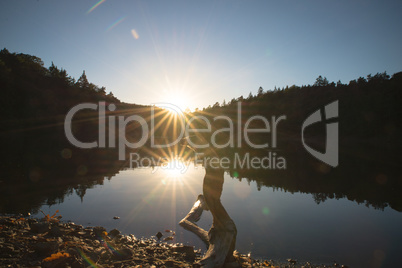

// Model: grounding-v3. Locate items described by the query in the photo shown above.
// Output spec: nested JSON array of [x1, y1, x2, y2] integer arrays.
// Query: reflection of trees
[[0, 171, 119, 214], [313, 193, 330, 205], [0, 127, 123, 214], [227, 151, 402, 212], [0, 120, 190, 215]]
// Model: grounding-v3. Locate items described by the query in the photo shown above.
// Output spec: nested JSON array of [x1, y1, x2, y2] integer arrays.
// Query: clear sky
[[1, 0, 401, 111]]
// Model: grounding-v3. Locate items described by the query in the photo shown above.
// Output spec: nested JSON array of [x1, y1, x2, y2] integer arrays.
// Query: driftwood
[[180, 167, 239, 268], [179, 194, 209, 247]]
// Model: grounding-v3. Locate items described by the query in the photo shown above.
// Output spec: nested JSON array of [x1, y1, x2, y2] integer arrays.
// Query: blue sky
[[1, 0, 401, 110]]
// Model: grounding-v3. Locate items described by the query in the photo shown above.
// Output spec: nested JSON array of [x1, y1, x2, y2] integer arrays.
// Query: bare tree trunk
[[180, 167, 239, 268], [179, 194, 209, 248]]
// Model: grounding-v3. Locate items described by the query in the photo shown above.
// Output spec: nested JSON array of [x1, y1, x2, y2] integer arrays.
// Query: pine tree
[[313, 75, 329, 87], [257, 86, 264, 96], [77, 70, 89, 89]]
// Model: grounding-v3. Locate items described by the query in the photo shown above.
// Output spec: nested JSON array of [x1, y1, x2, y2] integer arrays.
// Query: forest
[[1, 48, 401, 149]]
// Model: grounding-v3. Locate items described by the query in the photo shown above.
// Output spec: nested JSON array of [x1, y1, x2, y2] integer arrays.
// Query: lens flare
[[131, 29, 139, 39], [106, 16, 126, 31], [87, 0, 106, 14], [77, 248, 99, 267], [262, 207, 270, 215]]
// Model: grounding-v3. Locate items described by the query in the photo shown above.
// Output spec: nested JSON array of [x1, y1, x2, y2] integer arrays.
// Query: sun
[[169, 95, 189, 112], [161, 89, 192, 113], [159, 102, 186, 115]]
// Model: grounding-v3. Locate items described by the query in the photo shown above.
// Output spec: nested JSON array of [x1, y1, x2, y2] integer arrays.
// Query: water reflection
[[1, 139, 401, 215]]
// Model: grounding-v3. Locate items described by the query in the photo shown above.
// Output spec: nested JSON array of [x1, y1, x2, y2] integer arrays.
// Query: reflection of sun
[[122, 161, 203, 233], [162, 159, 186, 179]]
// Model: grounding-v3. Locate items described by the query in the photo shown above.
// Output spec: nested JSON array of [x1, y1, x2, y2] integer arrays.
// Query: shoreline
[[0, 215, 346, 267]]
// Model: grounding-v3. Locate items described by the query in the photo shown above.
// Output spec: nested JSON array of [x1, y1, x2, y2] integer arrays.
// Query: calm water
[[33, 163, 402, 268]]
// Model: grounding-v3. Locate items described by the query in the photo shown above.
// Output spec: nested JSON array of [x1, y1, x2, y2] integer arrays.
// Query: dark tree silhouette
[[257, 86, 264, 96], [314, 75, 329, 86], [76, 70, 90, 90]]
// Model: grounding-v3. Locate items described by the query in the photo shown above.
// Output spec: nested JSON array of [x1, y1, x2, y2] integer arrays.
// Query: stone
[[171, 245, 196, 262], [164, 236, 174, 241], [33, 241, 58, 256], [30, 222, 50, 234], [49, 226, 63, 237], [108, 228, 120, 239], [164, 260, 174, 266], [113, 247, 133, 260], [156, 231, 163, 240], [93, 226, 106, 237]]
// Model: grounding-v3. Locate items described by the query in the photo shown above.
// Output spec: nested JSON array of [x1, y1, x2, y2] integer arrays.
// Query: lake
[[28, 162, 402, 268]]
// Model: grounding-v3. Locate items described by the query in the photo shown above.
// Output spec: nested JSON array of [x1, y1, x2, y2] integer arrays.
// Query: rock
[[120, 235, 133, 244], [109, 228, 120, 239], [71, 236, 80, 243], [28, 218, 38, 224], [93, 226, 106, 237], [138, 241, 147, 247], [66, 248, 79, 258], [68, 223, 83, 230], [29, 260, 41, 266], [30, 222, 50, 233], [42, 257, 69, 268], [83, 246, 94, 252], [0, 215, 336, 268], [33, 241, 59, 256], [49, 226, 63, 237], [84, 251, 99, 263], [171, 245, 196, 262], [100, 250, 112, 260], [165, 260, 174, 266], [76, 231, 86, 236], [156, 231, 163, 240], [3, 245, 15, 254], [113, 247, 133, 260], [164, 236, 174, 241]]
